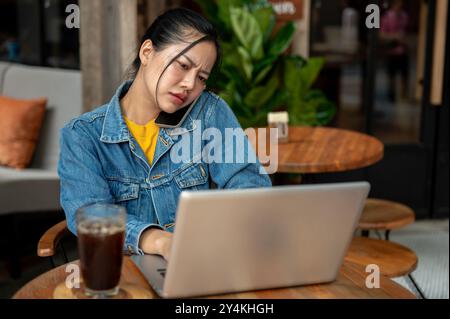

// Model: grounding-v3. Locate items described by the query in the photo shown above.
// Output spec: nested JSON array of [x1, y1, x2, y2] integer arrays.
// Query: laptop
[[131, 181, 370, 298]]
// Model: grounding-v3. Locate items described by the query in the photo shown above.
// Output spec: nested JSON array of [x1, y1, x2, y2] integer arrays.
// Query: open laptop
[[131, 181, 370, 298]]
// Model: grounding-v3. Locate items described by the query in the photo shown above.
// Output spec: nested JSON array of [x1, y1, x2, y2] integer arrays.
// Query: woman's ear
[[139, 39, 154, 66]]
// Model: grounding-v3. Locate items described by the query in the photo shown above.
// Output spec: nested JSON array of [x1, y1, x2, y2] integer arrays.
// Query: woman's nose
[[181, 72, 196, 91]]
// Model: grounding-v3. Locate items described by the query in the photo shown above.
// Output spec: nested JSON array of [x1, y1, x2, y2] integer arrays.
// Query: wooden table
[[13, 257, 415, 299], [248, 126, 384, 173]]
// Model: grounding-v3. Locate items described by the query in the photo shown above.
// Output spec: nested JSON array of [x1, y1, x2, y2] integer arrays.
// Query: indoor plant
[[195, 0, 336, 128]]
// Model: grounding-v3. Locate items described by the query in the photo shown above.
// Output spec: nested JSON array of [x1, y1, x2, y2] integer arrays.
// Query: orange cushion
[[0, 95, 47, 169]]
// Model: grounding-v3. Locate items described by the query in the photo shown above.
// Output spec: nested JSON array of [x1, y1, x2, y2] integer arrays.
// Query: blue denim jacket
[[58, 80, 272, 254]]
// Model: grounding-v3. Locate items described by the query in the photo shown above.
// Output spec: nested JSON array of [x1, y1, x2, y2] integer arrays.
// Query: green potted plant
[[195, 0, 336, 128]]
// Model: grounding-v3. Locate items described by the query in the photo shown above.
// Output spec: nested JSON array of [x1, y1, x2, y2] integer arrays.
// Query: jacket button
[[152, 174, 164, 180]]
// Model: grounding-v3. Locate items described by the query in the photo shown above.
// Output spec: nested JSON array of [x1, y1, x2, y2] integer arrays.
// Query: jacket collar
[[100, 80, 134, 143], [100, 80, 197, 144]]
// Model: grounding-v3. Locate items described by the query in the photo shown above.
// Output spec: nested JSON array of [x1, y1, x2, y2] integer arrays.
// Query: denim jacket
[[58, 80, 272, 255]]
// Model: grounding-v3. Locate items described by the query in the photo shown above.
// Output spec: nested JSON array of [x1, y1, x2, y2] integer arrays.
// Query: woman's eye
[[178, 62, 189, 70], [199, 76, 207, 83]]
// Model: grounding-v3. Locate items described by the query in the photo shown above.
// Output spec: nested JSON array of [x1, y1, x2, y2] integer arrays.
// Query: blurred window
[[0, 0, 79, 69]]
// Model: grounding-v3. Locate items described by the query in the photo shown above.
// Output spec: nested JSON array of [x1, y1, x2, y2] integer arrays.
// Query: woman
[[58, 8, 271, 261]]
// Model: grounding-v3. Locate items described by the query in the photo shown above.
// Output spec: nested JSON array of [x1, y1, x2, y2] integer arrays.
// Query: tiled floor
[[1, 219, 448, 299], [389, 219, 449, 299]]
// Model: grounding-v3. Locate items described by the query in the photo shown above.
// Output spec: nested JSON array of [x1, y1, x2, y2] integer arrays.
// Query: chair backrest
[[1, 63, 82, 170]]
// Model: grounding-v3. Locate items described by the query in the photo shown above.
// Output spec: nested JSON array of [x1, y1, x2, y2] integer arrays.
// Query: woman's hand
[[139, 228, 173, 261]]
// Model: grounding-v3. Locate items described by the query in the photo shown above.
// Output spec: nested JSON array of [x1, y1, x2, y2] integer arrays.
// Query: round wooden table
[[248, 126, 384, 173], [13, 257, 415, 299]]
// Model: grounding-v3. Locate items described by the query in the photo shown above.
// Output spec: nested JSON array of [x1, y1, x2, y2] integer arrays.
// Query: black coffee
[[77, 220, 125, 291]]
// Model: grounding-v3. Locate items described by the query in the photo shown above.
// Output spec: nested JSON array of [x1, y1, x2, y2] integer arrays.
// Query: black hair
[[129, 7, 222, 83]]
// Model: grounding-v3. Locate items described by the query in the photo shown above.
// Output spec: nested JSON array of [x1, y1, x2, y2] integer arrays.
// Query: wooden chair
[[37, 220, 72, 267], [358, 198, 415, 240]]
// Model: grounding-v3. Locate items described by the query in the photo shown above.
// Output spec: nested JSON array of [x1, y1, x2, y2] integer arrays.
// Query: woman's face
[[139, 36, 217, 114]]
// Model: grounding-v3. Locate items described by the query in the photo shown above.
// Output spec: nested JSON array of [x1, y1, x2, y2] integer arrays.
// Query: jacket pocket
[[174, 163, 208, 189], [107, 180, 140, 202]]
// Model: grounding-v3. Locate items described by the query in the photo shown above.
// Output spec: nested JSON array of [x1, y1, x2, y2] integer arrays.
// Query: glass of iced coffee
[[76, 203, 126, 297]]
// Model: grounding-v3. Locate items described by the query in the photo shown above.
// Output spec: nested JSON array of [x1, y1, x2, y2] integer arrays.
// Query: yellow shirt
[[124, 116, 160, 165]]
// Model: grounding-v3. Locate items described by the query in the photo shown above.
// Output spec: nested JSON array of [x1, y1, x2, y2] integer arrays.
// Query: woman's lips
[[169, 93, 185, 105]]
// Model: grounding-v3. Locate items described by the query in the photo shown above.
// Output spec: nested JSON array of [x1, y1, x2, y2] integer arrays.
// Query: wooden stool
[[358, 199, 415, 240], [345, 237, 417, 277], [345, 236, 425, 298]]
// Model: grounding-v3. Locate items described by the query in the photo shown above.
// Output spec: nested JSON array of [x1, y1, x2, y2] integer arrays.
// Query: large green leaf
[[237, 46, 253, 81], [248, 89, 289, 127], [283, 56, 305, 98], [217, 0, 247, 30], [243, 75, 279, 109], [268, 21, 296, 57], [253, 55, 278, 84], [230, 7, 264, 60], [284, 54, 307, 67], [261, 89, 289, 113], [288, 89, 336, 126], [195, 0, 229, 38], [305, 90, 336, 125], [253, 55, 277, 74], [222, 41, 239, 65], [299, 57, 325, 91], [223, 42, 249, 80], [221, 82, 253, 119], [252, 6, 275, 43], [220, 81, 235, 106], [222, 65, 246, 90], [253, 64, 273, 84]]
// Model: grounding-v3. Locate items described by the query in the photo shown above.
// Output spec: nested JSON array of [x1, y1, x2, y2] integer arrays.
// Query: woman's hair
[[128, 7, 222, 82]]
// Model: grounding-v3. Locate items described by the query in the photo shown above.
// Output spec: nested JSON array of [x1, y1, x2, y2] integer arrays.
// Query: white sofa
[[0, 62, 82, 277], [0, 62, 82, 215]]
